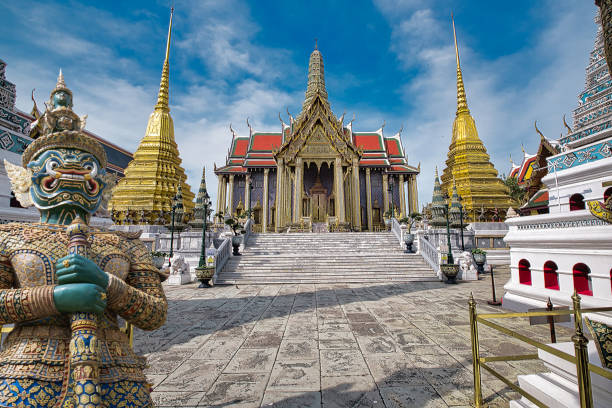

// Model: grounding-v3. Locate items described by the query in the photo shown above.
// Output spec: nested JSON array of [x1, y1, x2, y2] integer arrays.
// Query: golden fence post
[[469, 293, 484, 407], [571, 291, 593, 408]]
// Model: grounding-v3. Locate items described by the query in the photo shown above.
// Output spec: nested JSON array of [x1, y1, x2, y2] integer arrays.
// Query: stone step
[[217, 231, 432, 284]]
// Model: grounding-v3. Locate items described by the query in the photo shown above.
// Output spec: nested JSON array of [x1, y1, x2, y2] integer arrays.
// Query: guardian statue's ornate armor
[[0, 72, 167, 407]]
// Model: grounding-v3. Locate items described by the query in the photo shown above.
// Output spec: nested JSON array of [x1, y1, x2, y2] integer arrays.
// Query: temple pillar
[[263, 168, 269, 233], [227, 174, 235, 215], [294, 158, 303, 222], [409, 175, 419, 213], [399, 174, 406, 217], [275, 158, 284, 231], [217, 175, 225, 215], [352, 158, 361, 230], [366, 168, 373, 231], [382, 173, 389, 213], [334, 157, 345, 222], [245, 173, 251, 213]]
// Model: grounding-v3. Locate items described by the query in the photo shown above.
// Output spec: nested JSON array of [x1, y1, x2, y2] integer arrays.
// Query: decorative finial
[[563, 114, 572, 134], [57, 69, 65, 88], [534, 120, 545, 140], [452, 14, 469, 115], [155, 8, 174, 112], [314, 38, 318, 50], [435, 166, 439, 178]]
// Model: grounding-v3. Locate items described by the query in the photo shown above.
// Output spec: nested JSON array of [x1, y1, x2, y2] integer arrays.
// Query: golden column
[[244, 173, 251, 213], [227, 174, 235, 215], [408, 175, 418, 213], [216, 174, 225, 215], [399, 174, 406, 217], [262, 168, 269, 233], [334, 157, 345, 222], [382, 173, 389, 213], [294, 158, 303, 222], [366, 168, 373, 231], [352, 158, 361, 230], [275, 158, 284, 231]]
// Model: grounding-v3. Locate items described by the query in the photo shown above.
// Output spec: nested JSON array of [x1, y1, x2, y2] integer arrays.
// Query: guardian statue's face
[[28, 148, 107, 214], [52, 90, 72, 109]]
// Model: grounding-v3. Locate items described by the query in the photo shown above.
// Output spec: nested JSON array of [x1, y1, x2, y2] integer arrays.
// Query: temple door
[[312, 193, 327, 222]]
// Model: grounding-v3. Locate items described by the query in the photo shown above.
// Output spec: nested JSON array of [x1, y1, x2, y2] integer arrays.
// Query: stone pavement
[[134, 268, 574, 407]]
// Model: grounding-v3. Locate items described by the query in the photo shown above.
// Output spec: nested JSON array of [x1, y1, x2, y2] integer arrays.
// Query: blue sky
[[0, 1, 598, 209]]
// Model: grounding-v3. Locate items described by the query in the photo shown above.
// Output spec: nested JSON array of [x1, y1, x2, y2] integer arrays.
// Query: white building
[[503, 15, 612, 326]]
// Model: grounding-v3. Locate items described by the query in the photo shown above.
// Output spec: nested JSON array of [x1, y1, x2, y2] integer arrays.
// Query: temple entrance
[[310, 176, 328, 222]]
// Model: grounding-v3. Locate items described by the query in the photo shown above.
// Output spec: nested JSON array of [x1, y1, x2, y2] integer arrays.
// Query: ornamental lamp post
[[443, 201, 453, 265], [168, 191, 181, 266], [440, 199, 460, 284], [196, 190, 213, 288], [458, 195, 465, 251], [248, 178, 253, 219]]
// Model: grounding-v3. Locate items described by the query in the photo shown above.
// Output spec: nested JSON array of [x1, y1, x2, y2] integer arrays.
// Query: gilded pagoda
[[109, 9, 194, 224], [440, 18, 514, 221], [214, 45, 419, 232]]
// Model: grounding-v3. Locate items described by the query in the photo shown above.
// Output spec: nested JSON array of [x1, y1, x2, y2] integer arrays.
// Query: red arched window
[[544, 261, 559, 290], [569, 194, 585, 211], [519, 259, 532, 285], [573, 263, 592, 296], [604, 187, 612, 202]]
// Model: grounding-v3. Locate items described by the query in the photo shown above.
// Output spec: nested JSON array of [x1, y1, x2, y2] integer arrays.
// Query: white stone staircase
[[215, 232, 436, 284]]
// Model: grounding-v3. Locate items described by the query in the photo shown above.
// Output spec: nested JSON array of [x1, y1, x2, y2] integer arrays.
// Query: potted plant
[[471, 248, 487, 275], [225, 210, 251, 255], [440, 263, 460, 284], [383, 209, 393, 226], [150, 251, 167, 269], [399, 212, 422, 253]]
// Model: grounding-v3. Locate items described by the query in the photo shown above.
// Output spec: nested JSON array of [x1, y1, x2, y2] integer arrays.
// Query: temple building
[[109, 9, 195, 225], [440, 19, 514, 221], [0, 58, 133, 223], [503, 12, 612, 323], [214, 45, 419, 232]]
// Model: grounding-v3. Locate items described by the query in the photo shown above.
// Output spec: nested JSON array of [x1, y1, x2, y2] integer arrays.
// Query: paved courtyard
[[135, 268, 574, 408]]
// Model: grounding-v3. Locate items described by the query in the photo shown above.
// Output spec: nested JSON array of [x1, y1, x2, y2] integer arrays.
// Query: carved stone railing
[[212, 237, 231, 284], [417, 232, 440, 275], [391, 218, 405, 246], [241, 218, 253, 251]]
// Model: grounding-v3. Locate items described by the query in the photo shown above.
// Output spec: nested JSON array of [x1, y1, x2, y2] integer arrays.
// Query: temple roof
[[215, 124, 417, 174], [215, 44, 417, 175]]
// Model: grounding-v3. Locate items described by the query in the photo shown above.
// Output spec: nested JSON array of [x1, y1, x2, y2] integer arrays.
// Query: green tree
[[502, 176, 527, 206]]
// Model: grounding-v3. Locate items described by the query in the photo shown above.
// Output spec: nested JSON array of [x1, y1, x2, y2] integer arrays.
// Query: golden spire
[[301, 41, 328, 113], [452, 14, 469, 115], [440, 15, 514, 222], [109, 7, 195, 224], [155, 7, 173, 112]]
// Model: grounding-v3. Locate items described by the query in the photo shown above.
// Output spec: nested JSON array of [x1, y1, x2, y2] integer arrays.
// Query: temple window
[[518, 259, 532, 285], [569, 193, 585, 211], [573, 263, 592, 296], [543, 261, 559, 290], [604, 187, 612, 202]]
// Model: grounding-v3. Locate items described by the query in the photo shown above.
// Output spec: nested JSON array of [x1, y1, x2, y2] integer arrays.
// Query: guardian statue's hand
[[55, 254, 109, 288], [53, 283, 107, 314]]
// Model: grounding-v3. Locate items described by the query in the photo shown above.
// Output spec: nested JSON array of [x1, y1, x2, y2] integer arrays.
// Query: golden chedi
[[109, 9, 194, 225], [440, 17, 514, 222]]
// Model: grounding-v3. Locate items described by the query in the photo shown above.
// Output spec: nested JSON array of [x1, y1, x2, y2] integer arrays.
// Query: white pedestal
[[167, 273, 192, 285], [510, 342, 612, 408]]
